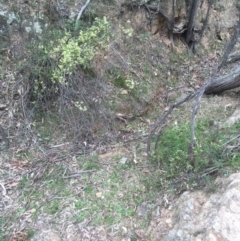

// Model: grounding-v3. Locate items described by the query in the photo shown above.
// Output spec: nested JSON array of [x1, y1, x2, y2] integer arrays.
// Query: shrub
[[24, 17, 110, 107], [50, 16, 110, 85], [16, 17, 112, 144]]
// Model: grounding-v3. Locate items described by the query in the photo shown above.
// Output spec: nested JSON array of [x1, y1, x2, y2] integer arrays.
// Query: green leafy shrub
[[18, 17, 112, 144], [50, 16, 110, 85], [25, 17, 110, 107]]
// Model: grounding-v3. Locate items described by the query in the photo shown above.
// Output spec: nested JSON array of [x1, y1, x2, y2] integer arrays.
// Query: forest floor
[[1, 2, 240, 240], [1, 48, 239, 241]]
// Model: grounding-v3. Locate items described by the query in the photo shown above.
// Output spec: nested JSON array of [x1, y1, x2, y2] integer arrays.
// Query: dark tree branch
[[205, 67, 240, 94], [147, 92, 197, 157], [200, 0, 205, 8], [227, 51, 240, 64], [185, 0, 201, 45]]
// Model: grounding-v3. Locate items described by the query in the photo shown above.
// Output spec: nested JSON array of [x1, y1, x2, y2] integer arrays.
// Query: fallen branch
[[205, 66, 240, 94], [147, 14, 240, 160]]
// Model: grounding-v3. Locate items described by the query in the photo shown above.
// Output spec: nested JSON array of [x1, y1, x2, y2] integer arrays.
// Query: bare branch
[[75, 0, 91, 27], [147, 92, 197, 157]]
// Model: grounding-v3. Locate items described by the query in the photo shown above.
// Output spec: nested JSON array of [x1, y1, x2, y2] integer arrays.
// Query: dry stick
[[221, 133, 240, 147], [62, 169, 96, 179], [147, 60, 213, 156], [189, 76, 214, 158], [75, 0, 91, 28], [147, 92, 196, 157], [147, 67, 216, 159]]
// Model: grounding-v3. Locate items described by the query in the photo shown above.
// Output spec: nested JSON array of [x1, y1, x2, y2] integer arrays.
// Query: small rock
[[121, 89, 128, 95], [220, 108, 240, 128], [119, 157, 128, 164], [136, 201, 151, 218], [167, 91, 178, 102]]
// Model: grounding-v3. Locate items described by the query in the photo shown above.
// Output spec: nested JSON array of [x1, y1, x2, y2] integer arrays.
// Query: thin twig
[[221, 134, 240, 147], [49, 187, 88, 200], [62, 169, 96, 179], [147, 92, 197, 157], [50, 143, 70, 148]]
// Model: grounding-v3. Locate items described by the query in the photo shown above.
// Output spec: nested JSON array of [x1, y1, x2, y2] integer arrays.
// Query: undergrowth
[[152, 120, 240, 190], [16, 16, 113, 145], [22, 17, 110, 108]]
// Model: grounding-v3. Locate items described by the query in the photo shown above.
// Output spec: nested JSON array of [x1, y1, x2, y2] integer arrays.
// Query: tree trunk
[[205, 67, 240, 94], [185, 0, 201, 45]]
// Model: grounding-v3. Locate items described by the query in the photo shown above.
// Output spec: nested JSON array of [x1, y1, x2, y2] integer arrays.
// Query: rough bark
[[185, 0, 201, 45], [205, 67, 240, 94]]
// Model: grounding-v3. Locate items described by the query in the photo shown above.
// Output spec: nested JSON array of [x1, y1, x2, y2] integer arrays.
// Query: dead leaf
[[96, 192, 102, 198]]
